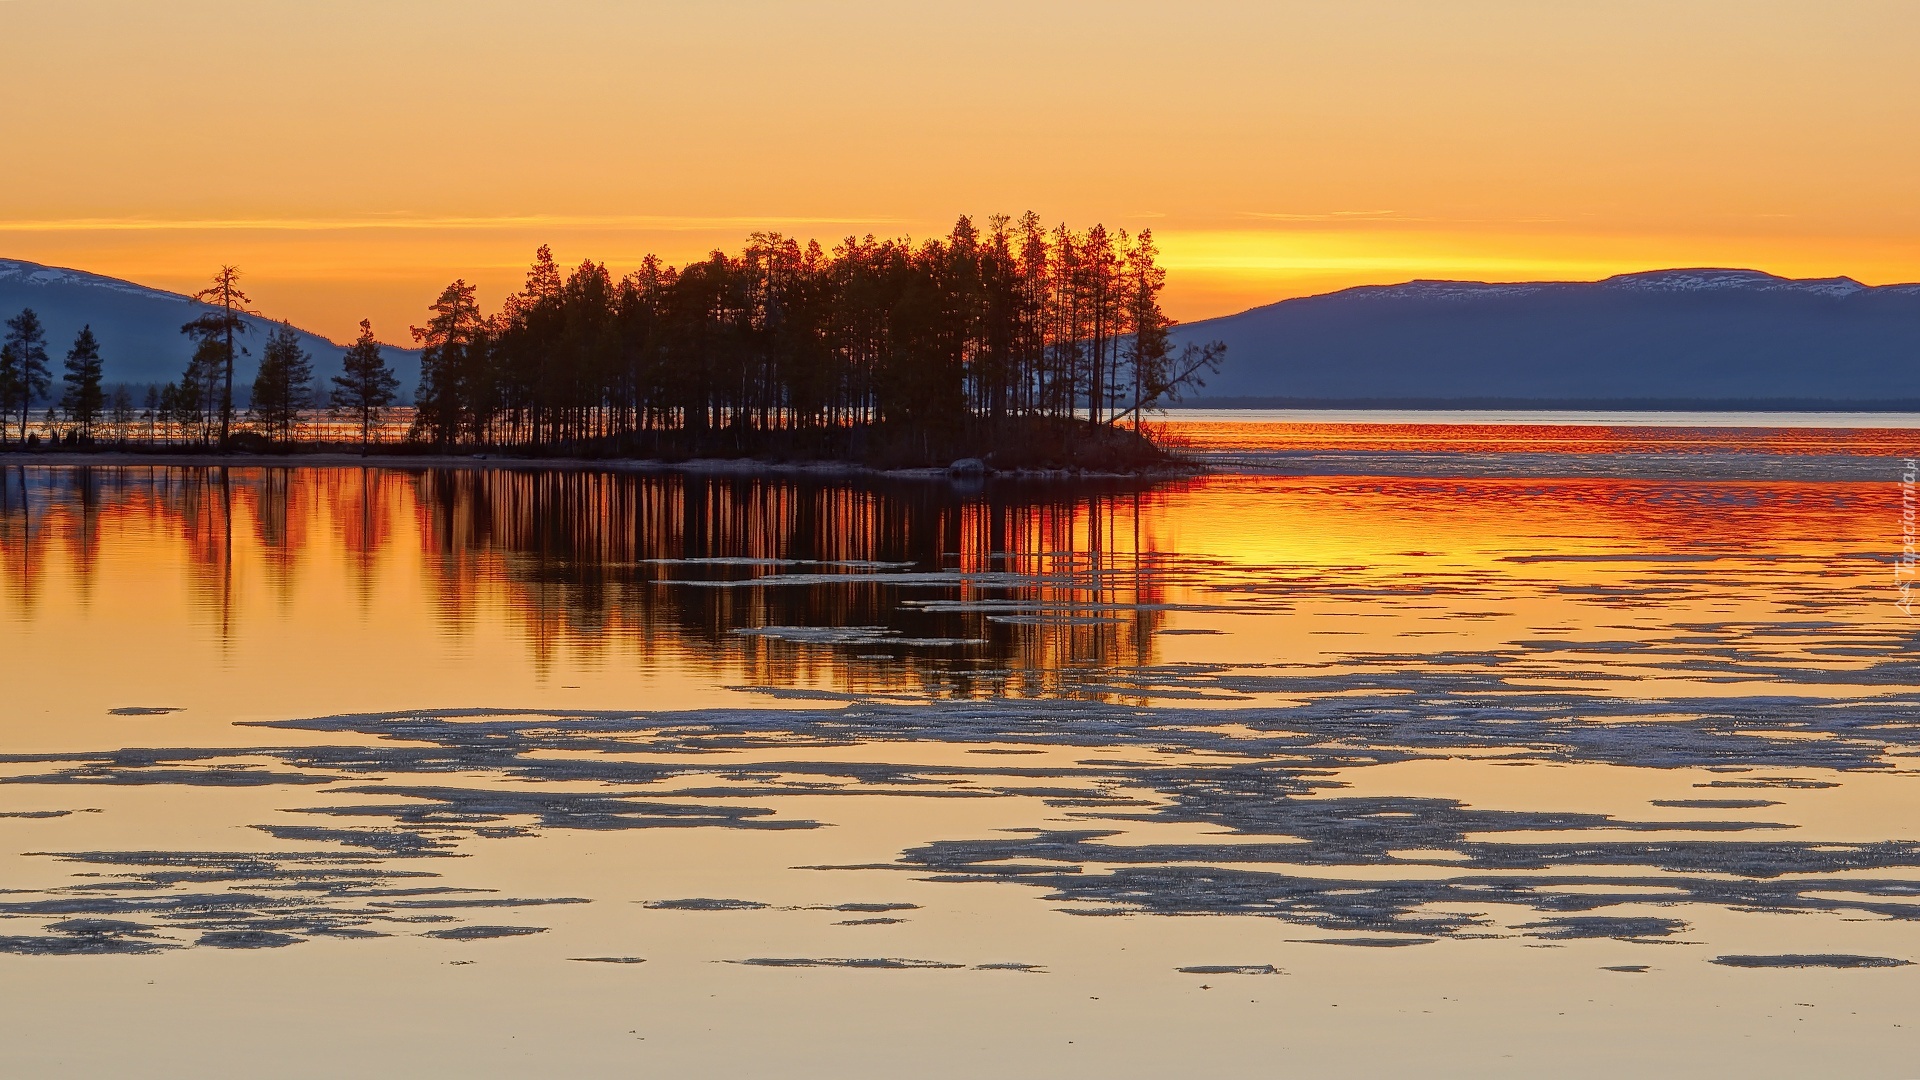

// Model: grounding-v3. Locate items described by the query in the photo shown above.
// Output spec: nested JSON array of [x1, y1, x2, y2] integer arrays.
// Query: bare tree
[[182, 266, 252, 447]]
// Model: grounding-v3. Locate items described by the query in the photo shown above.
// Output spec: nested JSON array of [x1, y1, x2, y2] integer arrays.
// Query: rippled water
[[2, 422, 1917, 1076]]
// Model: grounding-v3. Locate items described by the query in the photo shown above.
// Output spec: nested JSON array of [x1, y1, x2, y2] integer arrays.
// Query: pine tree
[[0, 343, 18, 445], [172, 337, 226, 445], [411, 281, 483, 449], [250, 322, 315, 445], [11, 215, 1218, 461], [60, 325, 106, 436], [182, 266, 251, 447], [109, 385, 136, 442], [332, 319, 399, 454], [1120, 229, 1170, 431], [159, 382, 185, 444], [1079, 224, 1119, 424], [3, 309, 51, 445]]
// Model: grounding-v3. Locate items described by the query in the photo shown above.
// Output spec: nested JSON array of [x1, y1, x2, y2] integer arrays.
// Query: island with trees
[[0, 214, 1225, 475]]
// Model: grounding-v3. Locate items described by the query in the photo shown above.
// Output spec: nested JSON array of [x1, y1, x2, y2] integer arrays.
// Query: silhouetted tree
[[1116, 230, 1171, 430], [109, 385, 136, 442], [1157, 342, 1228, 409], [332, 319, 399, 454], [411, 280, 484, 448], [3, 309, 52, 445], [60, 325, 106, 436], [75, 216, 1223, 461], [0, 343, 18, 445], [250, 322, 314, 445], [170, 336, 226, 445], [182, 266, 251, 447]]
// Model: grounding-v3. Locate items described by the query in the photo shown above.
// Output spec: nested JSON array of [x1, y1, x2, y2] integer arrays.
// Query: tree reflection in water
[[0, 464, 1182, 698]]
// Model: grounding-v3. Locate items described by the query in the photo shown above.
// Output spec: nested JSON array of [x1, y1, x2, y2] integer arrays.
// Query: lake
[[2, 417, 1917, 1076]]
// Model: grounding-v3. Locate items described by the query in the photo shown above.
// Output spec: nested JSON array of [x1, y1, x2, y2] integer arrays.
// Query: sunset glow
[[8, 4, 1920, 1073], [4, 0, 1915, 341]]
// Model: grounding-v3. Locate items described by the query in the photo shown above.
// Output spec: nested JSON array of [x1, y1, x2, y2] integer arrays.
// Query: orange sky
[[2, 0, 1915, 344]]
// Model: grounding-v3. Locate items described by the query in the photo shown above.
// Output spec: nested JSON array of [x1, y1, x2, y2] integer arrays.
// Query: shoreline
[[0, 449, 1205, 483]]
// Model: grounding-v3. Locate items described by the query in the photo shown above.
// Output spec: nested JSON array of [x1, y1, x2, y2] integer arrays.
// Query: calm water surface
[[2, 422, 1917, 1076]]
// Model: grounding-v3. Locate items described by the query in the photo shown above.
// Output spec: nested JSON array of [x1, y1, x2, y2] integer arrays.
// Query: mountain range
[[1169, 268, 1920, 408], [5, 258, 1919, 410], [0, 259, 422, 403]]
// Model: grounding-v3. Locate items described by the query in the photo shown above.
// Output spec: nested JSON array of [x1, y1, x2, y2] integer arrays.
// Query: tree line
[[1, 269, 404, 451], [411, 214, 1222, 456], [1, 308, 102, 445], [2, 213, 1225, 461]]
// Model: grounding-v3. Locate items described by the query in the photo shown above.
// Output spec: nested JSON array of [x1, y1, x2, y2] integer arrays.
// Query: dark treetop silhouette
[[251, 322, 315, 446], [1, 308, 51, 445], [333, 319, 400, 454], [182, 266, 251, 448], [2, 215, 1225, 468], [59, 325, 105, 436], [405, 214, 1223, 466]]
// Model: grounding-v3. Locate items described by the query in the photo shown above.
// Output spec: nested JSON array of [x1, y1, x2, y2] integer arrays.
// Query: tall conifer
[[3, 309, 51, 444], [332, 320, 399, 454], [412, 281, 484, 449], [251, 322, 315, 444], [60, 325, 106, 435], [182, 266, 251, 447]]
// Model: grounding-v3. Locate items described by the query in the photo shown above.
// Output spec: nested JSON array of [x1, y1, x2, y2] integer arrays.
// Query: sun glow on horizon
[[2, 0, 1915, 340]]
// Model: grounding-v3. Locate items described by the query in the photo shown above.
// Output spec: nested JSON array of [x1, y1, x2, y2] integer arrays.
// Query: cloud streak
[[0, 213, 910, 234], [1239, 210, 1405, 221]]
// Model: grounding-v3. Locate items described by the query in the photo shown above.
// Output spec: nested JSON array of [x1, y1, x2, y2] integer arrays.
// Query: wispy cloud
[[1239, 210, 1404, 222], [0, 213, 910, 233], [1236, 211, 1588, 227]]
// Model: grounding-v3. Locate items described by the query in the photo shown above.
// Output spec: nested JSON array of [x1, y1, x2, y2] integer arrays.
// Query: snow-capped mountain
[[7, 257, 1916, 410], [1173, 268, 1920, 407], [1597, 268, 1870, 297], [0, 259, 420, 401]]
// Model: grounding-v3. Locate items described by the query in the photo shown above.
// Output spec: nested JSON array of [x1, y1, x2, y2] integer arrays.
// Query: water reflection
[[1168, 419, 1920, 456], [0, 465, 1177, 695], [1, 454, 1917, 1048]]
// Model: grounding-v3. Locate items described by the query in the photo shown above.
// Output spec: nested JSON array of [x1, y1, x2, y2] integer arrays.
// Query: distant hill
[[0, 259, 421, 403], [12, 259, 1919, 411], [1170, 269, 1920, 408]]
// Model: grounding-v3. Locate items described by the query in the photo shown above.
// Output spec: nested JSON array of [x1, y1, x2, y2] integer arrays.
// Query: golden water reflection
[[2, 456, 1917, 1076], [0, 465, 1182, 701], [0, 459, 1902, 723], [1162, 419, 1920, 457]]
